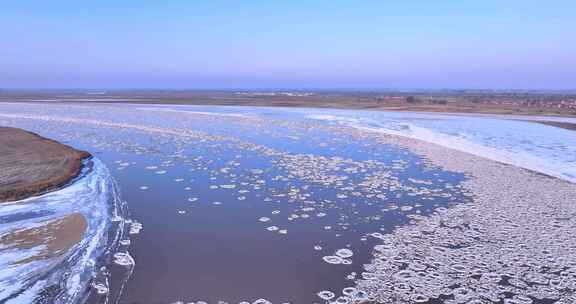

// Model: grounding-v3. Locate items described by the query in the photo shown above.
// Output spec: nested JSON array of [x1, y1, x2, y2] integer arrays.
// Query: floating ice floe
[[129, 221, 143, 235], [91, 282, 109, 295], [113, 252, 134, 266], [322, 256, 344, 264], [335, 248, 353, 258], [317, 290, 335, 300]]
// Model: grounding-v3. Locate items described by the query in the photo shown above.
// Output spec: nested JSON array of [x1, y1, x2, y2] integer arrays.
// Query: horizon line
[[2, 87, 576, 93]]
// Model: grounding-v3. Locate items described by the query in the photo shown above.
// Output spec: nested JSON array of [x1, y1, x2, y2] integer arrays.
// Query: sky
[[1, 1, 575, 90]]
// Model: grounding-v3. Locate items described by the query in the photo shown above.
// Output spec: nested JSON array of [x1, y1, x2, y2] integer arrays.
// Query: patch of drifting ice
[[307, 112, 576, 183]]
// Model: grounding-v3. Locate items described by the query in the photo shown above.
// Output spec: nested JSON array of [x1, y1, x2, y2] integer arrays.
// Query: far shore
[[529, 120, 576, 131], [1, 91, 576, 130]]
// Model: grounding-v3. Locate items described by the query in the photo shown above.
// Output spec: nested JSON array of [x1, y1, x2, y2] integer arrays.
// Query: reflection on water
[[0, 103, 479, 303]]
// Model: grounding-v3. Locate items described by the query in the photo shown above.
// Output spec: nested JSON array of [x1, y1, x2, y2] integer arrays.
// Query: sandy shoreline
[[530, 120, 576, 131], [0, 213, 88, 263], [0, 127, 90, 202], [0, 127, 111, 303]]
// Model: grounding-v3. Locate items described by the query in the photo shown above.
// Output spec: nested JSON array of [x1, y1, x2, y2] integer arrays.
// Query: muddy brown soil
[[0, 127, 90, 202], [0, 213, 88, 263], [531, 120, 576, 130]]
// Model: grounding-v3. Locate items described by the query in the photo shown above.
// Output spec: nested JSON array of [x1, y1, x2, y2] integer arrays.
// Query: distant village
[[235, 91, 316, 97], [478, 96, 576, 110], [373, 92, 576, 113]]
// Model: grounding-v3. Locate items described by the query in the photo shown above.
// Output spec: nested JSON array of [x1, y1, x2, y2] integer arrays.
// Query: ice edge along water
[[306, 113, 576, 184], [0, 158, 131, 304]]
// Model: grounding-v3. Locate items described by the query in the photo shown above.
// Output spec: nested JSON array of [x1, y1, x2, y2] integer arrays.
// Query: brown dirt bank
[[529, 120, 576, 131], [0, 213, 88, 264], [0, 127, 90, 202]]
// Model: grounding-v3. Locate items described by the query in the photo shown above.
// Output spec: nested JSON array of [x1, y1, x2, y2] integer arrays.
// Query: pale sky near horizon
[[1, 1, 575, 90]]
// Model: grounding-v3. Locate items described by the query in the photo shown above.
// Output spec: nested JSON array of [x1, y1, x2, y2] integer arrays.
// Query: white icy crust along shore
[[0, 159, 117, 304], [351, 134, 576, 304]]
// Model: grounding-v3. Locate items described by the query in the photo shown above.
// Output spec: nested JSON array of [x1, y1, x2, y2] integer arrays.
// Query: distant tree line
[[406, 96, 418, 103], [405, 96, 447, 105]]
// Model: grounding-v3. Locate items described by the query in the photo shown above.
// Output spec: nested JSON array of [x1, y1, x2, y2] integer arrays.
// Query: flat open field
[[1, 90, 575, 115], [0, 127, 89, 202]]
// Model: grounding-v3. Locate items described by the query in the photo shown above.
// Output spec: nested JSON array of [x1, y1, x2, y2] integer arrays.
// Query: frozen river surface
[[0, 102, 574, 303], [1, 103, 574, 183]]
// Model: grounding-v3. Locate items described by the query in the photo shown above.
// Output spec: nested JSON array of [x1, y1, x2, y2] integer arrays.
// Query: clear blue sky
[[1, 1, 574, 90]]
